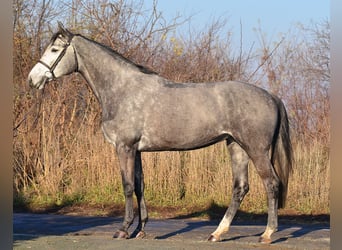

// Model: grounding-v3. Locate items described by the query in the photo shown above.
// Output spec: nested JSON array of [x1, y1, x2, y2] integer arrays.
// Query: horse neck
[[72, 35, 142, 103]]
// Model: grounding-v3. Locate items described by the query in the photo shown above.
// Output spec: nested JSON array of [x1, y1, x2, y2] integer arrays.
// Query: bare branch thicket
[[13, 0, 57, 136], [157, 17, 256, 83], [13, 0, 330, 212], [296, 20, 330, 144], [13, 0, 67, 93], [252, 20, 330, 145], [63, 0, 186, 69], [12, 0, 187, 194]]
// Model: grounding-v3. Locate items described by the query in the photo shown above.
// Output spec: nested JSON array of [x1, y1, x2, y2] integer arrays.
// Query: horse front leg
[[131, 151, 148, 238], [113, 144, 136, 239]]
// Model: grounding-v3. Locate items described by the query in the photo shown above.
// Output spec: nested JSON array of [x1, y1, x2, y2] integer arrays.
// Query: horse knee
[[123, 183, 134, 197], [233, 181, 249, 202]]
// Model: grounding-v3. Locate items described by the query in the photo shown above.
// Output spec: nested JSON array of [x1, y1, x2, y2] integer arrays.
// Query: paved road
[[13, 213, 329, 249]]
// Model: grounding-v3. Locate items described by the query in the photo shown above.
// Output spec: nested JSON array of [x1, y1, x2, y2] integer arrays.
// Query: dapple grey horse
[[28, 23, 292, 244]]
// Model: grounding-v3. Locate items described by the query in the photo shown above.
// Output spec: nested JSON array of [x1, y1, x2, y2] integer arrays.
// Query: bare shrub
[[13, 0, 329, 214]]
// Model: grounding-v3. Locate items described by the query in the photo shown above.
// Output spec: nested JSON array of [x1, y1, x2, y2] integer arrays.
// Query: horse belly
[[138, 132, 228, 151], [138, 116, 230, 151]]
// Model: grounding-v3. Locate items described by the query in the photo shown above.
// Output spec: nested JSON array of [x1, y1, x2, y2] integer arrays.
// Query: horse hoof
[[113, 230, 129, 239], [208, 235, 220, 242], [259, 236, 272, 244], [135, 231, 146, 239]]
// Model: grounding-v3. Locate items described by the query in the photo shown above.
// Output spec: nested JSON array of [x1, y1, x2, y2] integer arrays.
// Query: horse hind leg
[[250, 153, 280, 244], [208, 141, 250, 242]]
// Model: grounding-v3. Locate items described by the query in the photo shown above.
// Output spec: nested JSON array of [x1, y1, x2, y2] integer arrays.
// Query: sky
[[143, 0, 330, 48]]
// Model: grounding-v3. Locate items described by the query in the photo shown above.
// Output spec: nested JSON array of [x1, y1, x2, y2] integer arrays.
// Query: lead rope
[[14, 35, 78, 136], [14, 87, 45, 137]]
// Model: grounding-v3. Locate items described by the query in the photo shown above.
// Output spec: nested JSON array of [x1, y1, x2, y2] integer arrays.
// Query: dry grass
[[13, 0, 329, 215], [13, 88, 330, 214]]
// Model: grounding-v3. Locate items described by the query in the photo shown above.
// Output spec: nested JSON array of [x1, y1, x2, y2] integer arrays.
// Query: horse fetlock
[[259, 226, 276, 244], [259, 235, 272, 244], [135, 230, 146, 239], [208, 226, 228, 242], [113, 230, 129, 239], [131, 226, 146, 239]]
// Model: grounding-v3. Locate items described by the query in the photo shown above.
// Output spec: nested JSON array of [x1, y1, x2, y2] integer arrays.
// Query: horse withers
[[28, 22, 292, 244]]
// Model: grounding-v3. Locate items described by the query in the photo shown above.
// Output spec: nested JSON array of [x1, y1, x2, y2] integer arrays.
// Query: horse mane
[[75, 34, 157, 75], [50, 30, 157, 75], [50, 32, 60, 42]]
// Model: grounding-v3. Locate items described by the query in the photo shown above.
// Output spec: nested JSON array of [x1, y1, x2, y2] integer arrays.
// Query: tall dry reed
[[13, 0, 329, 215], [13, 87, 330, 214]]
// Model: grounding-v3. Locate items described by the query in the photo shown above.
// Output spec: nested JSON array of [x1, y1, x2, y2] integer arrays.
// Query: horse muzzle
[[28, 64, 54, 89], [28, 74, 50, 90]]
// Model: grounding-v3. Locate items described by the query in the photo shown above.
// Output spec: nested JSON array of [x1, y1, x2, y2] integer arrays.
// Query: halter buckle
[[44, 71, 54, 79]]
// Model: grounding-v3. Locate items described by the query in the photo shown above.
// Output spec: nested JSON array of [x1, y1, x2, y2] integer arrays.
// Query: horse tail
[[271, 96, 293, 208]]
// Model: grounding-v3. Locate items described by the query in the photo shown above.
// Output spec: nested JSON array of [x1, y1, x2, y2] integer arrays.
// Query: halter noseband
[[38, 35, 78, 80]]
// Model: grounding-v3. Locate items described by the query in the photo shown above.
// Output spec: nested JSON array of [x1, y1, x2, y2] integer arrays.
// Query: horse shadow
[[154, 201, 329, 242], [14, 201, 329, 244], [13, 204, 124, 244], [154, 220, 217, 240]]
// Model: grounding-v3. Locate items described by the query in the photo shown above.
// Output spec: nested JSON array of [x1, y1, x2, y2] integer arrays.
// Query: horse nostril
[[28, 76, 37, 88]]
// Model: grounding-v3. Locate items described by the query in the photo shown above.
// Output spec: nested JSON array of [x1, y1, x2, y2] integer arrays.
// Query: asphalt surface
[[13, 213, 330, 249]]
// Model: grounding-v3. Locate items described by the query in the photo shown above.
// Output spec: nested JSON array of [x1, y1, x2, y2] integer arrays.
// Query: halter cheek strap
[[38, 36, 77, 80], [38, 60, 56, 79]]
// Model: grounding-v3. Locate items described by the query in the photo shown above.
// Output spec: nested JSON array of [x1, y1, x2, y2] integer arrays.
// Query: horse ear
[[57, 21, 73, 39], [57, 21, 66, 33]]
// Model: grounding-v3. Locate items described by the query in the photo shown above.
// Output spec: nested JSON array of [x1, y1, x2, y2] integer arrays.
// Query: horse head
[[28, 22, 77, 89]]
